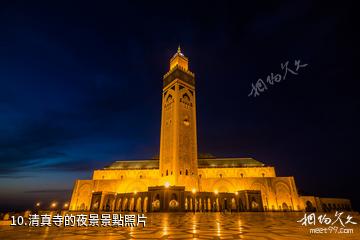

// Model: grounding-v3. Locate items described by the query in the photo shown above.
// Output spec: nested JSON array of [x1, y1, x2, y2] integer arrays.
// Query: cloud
[[0, 174, 36, 179], [37, 159, 108, 172], [24, 189, 71, 194], [0, 120, 75, 175], [0, 78, 154, 176]]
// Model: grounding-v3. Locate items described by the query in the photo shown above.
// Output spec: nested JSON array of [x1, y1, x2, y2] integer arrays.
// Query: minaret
[[159, 47, 198, 190]]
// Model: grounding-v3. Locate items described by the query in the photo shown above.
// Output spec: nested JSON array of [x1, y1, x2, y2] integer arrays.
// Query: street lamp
[[35, 202, 41, 213], [51, 202, 57, 209], [234, 192, 239, 212], [192, 188, 197, 213], [63, 203, 69, 209], [163, 182, 170, 211], [213, 190, 219, 212]]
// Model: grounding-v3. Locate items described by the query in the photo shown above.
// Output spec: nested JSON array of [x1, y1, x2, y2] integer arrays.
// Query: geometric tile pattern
[[0, 212, 359, 240]]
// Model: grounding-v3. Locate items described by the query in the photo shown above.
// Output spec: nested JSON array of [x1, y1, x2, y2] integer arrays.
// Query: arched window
[[140, 175, 142, 179], [180, 170, 182, 175], [322, 203, 328, 212], [219, 174, 222, 178], [155, 194, 160, 200], [186, 169, 188, 175], [240, 173, 244, 178], [171, 193, 178, 201], [171, 171, 173, 175], [199, 174, 202, 178], [262, 173, 265, 177], [166, 170, 168, 176], [121, 175, 123, 180]]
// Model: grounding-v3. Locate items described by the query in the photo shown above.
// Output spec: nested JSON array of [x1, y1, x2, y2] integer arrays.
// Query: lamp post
[[214, 190, 218, 212], [35, 202, 41, 213], [235, 191, 238, 212], [50, 202, 57, 213], [164, 182, 170, 212], [192, 188, 196, 214]]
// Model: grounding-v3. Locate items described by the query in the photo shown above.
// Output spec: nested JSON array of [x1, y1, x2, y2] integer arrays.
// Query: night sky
[[0, 1, 359, 211]]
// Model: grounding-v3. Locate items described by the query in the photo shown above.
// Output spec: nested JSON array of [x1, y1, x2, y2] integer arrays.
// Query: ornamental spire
[[169, 45, 188, 71]]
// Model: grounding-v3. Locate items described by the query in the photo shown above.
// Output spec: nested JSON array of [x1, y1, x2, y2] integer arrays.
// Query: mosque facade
[[69, 48, 351, 213]]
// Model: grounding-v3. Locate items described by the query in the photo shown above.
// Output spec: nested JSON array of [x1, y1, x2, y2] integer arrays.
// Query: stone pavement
[[0, 212, 359, 239]]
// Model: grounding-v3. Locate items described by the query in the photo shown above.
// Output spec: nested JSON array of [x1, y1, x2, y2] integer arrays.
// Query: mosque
[[69, 48, 352, 213]]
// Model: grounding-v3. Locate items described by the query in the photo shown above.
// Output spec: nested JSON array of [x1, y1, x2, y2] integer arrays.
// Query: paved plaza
[[0, 212, 359, 239]]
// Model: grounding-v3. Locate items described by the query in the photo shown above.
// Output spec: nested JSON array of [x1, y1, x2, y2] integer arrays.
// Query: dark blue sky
[[0, 0, 359, 211]]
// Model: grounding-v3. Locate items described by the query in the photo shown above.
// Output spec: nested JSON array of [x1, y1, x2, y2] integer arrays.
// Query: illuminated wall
[[69, 49, 350, 212], [159, 47, 198, 190]]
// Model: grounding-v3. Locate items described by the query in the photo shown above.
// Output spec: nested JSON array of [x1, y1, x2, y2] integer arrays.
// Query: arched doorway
[[169, 193, 179, 211], [152, 194, 160, 211], [282, 202, 289, 211], [231, 198, 236, 211], [143, 197, 148, 212], [103, 195, 115, 211], [122, 198, 128, 211], [80, 203, 85, 211], [129, 197, 135, 212], [92, 196, 101, 211], [305, 201, 316, 212], [322, 203, 328, 212], [115, 198, 122, 211], [223, 198, 228, 211], [238, 198, 244, 211], [136, 197, 142, 212], [250, 197, 259, 211]]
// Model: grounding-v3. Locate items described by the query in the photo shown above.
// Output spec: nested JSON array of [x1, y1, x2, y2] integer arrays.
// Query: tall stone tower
[[159, 47, 198, 190]]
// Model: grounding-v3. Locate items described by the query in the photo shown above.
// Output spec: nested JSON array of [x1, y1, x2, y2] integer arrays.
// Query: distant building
[[69, 47, 351, 212]]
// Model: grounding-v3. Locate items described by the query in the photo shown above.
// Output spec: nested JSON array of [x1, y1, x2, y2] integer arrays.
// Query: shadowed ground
[[0, 212, 359, 239]]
